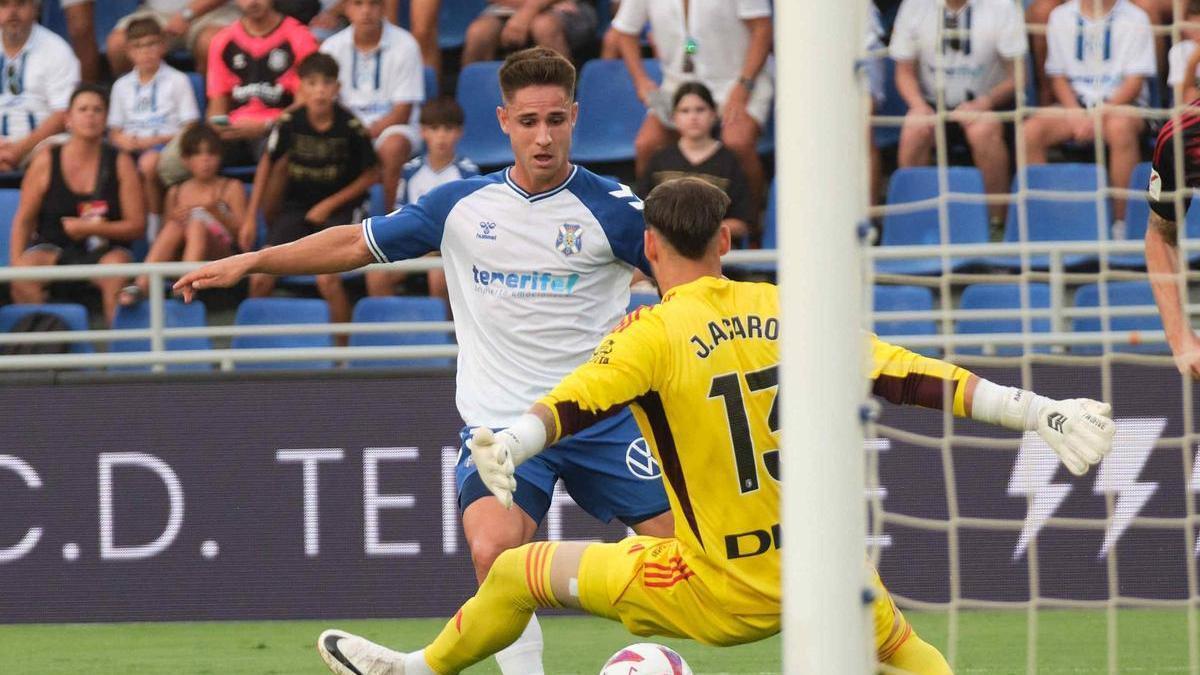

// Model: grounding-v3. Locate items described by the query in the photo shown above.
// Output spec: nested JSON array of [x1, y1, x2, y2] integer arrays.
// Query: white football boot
[[318, 629, 409, 675]]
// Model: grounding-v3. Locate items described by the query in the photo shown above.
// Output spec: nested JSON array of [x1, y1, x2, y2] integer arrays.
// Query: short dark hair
[[179, 122, 223, 158], [125, 17, 163, 42], [1190, 0, 1200, 15], [498, 47, 576, 103], [672, 81, 717, 112], [419, 96, 465, 127], [69, 83, 109, 110], [644, 177, 730, 260], [297, 52, 339, 80]]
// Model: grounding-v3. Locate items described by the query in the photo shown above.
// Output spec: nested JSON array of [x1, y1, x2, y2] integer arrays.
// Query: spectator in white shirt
[[613, 0, 773, 208], [0, 0, 79, 172], [891, 0, 1026, 225], [1168, 0, 1200, 103], [109, 18, 201, 231], [1024, 0, 1156, 224], [320, 0, 423, 211]]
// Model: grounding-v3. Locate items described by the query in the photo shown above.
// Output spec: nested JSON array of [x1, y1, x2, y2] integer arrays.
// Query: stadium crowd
[[0, 0, 1194, 332]]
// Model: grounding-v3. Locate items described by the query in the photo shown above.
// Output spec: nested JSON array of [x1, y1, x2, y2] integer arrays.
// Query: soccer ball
[[599, 643, 693, 675]]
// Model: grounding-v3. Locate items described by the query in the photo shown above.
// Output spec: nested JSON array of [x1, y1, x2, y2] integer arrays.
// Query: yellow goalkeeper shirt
[[538, 276, 972, 615]]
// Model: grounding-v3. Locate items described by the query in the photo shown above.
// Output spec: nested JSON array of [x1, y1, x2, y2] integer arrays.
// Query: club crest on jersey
[[556, 223, 583, 256], [268, 48, 290, 72]]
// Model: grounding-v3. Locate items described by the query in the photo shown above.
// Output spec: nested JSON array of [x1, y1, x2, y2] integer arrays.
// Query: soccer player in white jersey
[[175, 47, 673, 675], [1023, 0, 1156, 228], [891, 0, 1026, 226], [320, 0, 425, 211]]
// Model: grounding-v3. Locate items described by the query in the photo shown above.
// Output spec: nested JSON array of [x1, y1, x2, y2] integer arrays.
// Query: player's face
[[672, 94, 717, 142], [66, 92, 108, 141], [346, 0, 384, 29], [498, 85, 577, 188], [300, 75, 340, 111], [0, 0, 35, 41]]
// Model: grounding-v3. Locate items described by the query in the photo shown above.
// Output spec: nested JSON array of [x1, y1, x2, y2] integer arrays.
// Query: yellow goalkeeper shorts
[[576, 536, 779, 647]]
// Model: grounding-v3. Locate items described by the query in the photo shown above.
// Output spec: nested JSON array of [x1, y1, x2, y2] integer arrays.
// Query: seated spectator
[[1168, 0, 1200, 103], [320, 0, 423, 210], [634, 82, 754, 242], [1028, 0, 1173, 104], [157, 0, 317, 186], [1023, 0, 1155, 231], [243, 53, 377, 333], [107, 1, 242, 77], [614, 0, 772, 209], [408, 0, 439, 72], [8, 85, 146, 326], [108, 18, 201, 236], [891, 0, 1026, 228], [120, 123, 245, 305], [57, 0, 102, 81], [462, 0, 598, 65], [366, 96, 477, 300], [0, 0, 80, 172]]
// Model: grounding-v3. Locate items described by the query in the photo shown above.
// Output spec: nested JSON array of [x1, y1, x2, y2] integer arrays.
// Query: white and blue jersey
[[363, 164, 648, 429], [394, 154, 479, 209]]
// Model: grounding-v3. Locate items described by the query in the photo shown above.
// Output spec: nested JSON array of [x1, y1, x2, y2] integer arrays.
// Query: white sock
[[404, 649, 436, 675], [494, 613, 544, 675]]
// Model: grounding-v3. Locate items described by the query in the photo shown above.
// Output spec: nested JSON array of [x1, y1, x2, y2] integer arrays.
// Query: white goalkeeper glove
[[465, 414, 547, 509], [973, 381, 1115, 476]]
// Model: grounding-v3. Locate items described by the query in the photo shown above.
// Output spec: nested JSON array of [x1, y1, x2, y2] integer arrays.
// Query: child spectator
[[634, 82, 754, 242], [120, 123, 246, 305], [0, 0, 80, 171], [107, 1, 241, 77], [1169, 0, 1200, 103], [244, 52, 377, 331], [1023, 0, 1155, 230], [9, 85, 145, 326], [109, 17, 201, 238], [321, 0, 424, 211], [366, 96, 476, 300]]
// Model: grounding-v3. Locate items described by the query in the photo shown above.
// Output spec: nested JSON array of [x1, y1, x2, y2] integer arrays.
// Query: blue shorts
[[457, 408, 669, 526]]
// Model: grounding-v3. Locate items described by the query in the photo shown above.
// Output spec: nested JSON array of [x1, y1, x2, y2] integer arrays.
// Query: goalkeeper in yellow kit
[[316, 178, 1115, 675]]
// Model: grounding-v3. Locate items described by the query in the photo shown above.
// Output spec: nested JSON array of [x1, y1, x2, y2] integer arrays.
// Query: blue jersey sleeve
[[361, 175, 492, 262], [573, 171, 651, 275]]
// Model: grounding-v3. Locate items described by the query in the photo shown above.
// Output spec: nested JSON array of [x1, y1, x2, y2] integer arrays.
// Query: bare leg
[[138, 151, 164, 218], [64, 2, 102, 83], [633, 114, 675, 178], [95, 248, 134, 326], [316, 273, 351, 346], [410, 0, 442, 73], [1103, 112, 1146, 223], [10, 247, 59, 305], [248, 272, 276, 298], [132, 219, 186, 295], [192, 25, 223, 76], [897, 113, 935, 168], [530, 10, 570, 59], [106, 26, 131, 76], [462, 14, 503, 66], [365, 269, 401, 297], [962, 115, 1010, 223], [377, 134, 413, 215], [182, 219, 232, 262], [721, 114, 765, 212]]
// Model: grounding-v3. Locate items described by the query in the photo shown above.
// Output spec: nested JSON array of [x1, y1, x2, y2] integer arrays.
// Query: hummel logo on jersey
[[608, 184, 645, 211], [476, 221, 497, 241], [1047, 412, 1066, 433]]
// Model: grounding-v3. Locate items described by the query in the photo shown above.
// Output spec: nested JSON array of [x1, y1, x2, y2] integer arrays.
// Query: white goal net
[[859, 1, 1200, 672]]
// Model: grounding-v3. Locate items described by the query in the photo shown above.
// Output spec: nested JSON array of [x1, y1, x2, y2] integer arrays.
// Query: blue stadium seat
[[369, 183, 387, 217], [110, 300, 212, 370], [456, 61, 512, 167], [1072, 281, 1168, 354], [423, 64, 438, 103], [757, 106, 775, 156], [627, 291, 659, 314], [873, 285, 937, 344], [348, 296, 453, 368], [231, 298, 333, 370], [0, 188, 22, 266], [876, 167, 990, 275], [992, 164, 1108, 270], [573, 59, 661, 163], [955, 283, 1051, 355], [438, 0, 487, 49], [188, 72, 206, 118], [0, 303, 93, 353]]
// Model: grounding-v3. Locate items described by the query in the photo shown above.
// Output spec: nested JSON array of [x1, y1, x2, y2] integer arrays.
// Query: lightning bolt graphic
[[1093, 417, 1166, 559], [1008, 430, 1071, 560]]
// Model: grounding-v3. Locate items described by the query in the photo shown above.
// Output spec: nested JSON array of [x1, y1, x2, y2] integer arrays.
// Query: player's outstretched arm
[[172, 224, 374, 302], [1146, 212, 1200, 376], [871, 336, 1115, 475]]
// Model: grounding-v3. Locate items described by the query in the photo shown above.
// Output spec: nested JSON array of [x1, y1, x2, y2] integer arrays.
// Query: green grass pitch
[[1, 609, 1195, 673]]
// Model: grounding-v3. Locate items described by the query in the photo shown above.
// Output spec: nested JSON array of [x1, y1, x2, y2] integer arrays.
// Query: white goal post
[[779, 0, 872, 673]]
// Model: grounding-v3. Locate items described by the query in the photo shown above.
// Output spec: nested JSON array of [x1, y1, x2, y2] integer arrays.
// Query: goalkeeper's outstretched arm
[[1146, 211, 1200, 376], [870, 336, 1115, 476]]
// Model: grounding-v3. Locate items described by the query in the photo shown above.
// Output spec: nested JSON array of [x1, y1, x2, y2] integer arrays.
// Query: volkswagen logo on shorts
[[626, 438, 661, 480]]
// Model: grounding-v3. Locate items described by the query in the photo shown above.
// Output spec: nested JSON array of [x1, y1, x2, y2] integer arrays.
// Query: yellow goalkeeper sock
[[424, 541, 560, 674], [882, 633, 954, 675]]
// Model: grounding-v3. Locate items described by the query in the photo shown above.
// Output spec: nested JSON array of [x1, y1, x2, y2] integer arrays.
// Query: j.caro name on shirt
[[690, 314, 779, 359]]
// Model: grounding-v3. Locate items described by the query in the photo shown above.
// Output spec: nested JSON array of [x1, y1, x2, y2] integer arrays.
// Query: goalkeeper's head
[[643, 177, 732, 287]]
